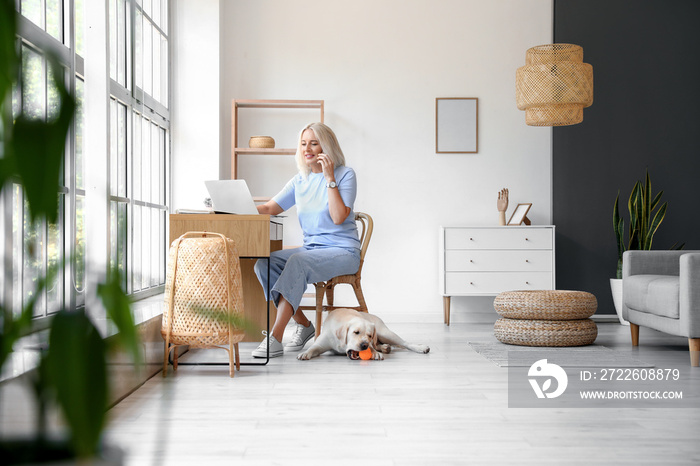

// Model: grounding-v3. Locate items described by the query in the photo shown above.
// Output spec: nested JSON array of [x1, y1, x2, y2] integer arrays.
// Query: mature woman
[[252, 123, 360, 357]]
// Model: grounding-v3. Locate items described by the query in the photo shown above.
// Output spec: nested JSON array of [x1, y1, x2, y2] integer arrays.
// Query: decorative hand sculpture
[[497, 188, 509, 225]]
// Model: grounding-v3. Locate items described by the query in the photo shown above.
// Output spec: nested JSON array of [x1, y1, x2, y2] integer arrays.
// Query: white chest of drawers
[[439, 226, 555, 324]]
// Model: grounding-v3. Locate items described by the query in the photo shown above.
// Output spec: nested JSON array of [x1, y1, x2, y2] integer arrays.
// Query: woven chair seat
[[494, 290, 597, 320], [494, 317, 598, 347]]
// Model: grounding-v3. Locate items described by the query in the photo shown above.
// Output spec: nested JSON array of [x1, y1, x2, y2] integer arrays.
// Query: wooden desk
[[169, 214, 283, 341]]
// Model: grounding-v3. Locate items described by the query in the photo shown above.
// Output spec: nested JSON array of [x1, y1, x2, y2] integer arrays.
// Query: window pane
[[133, 204, 142, 292], [141, 117, 151, 203], [75, 0, 85, 56], [74, 195, 86, 303], [20, 0, 43, 30], [162, 0, 168, 34], [47, 195, 64, 315], [75, 78, 85, 190], [110, 201, 117, 270], [117, 102, 127, 197], [152, 0, 160, 27], [150, 208, 158, 287], [21, 46, 45, 121], [143, 20, 152, 96], [46, 0, 61, 41], [134, 9, 143, 90], [151, 123, 159, 203], [119, 202, 127, 289], [152, 29, 160, 103], [117, 0, 126, 86], [47, 64, 60, 121], [109, 0, 117, 81], [23, 200, 45, 317], [110, 99, 118, 195], [12, 185, 23, 316], [132, 112, 142, 200], [12, 79, 20, 118], [161, 36, 168, 107], [141, 206, 150, 289], [110, 201, 127, 277], [159, 210, 165, 283]]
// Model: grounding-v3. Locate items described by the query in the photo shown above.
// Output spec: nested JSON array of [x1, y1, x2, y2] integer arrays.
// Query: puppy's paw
[[420, 345, 430, 354], [297, 351, 311, 360], [375, 343, 391, 354], [372, 351, 384, 360]]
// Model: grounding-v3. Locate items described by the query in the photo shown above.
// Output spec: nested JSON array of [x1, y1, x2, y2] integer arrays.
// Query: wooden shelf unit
[[231, 99, 324, 179]]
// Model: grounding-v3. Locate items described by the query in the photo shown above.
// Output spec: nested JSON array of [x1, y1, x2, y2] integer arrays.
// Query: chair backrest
[[355, 212, 373, 263]]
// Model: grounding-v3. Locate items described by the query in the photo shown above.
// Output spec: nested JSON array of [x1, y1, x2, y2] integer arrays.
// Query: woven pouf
[[494, 317, 598, 347], [494, 290, 597, 320], [493, 290, 598, 347]]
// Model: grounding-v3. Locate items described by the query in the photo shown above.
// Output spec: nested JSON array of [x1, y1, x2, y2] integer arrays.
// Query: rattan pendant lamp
[[516, 43, 593, 126]]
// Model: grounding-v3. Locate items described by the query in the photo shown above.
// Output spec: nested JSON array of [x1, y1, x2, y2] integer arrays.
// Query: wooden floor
[[105, 321, 700, 466]]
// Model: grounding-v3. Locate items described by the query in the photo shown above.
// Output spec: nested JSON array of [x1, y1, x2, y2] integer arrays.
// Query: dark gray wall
[[553, 0, 700, 315]]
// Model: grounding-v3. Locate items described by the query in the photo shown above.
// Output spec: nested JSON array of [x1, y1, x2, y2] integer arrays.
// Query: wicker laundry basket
[[162, 231, 245, 377]]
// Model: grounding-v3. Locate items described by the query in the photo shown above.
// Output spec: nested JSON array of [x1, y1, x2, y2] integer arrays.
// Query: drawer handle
[[525, 238, 529, 241], [470, 282, 474, 285], [525, 259, 529, 263], [469, 259, 474, 263], [525, 281, 530, 285], [469, 237, 474, 241]]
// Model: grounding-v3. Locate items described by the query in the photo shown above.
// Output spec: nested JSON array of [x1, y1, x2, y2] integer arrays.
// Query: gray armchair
[[622, 250, 700, 366]]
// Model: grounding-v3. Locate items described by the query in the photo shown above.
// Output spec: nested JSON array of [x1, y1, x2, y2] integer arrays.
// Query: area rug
[[468, 341, 653, 367]]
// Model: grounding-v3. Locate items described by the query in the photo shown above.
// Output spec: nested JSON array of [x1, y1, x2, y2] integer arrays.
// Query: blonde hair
[[295, 122, 346, 177]]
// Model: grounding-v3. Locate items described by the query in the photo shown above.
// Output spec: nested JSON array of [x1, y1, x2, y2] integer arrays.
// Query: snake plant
[[613, 170, 683, 278]]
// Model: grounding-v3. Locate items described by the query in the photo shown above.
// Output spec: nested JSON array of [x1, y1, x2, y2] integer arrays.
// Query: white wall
[[174, 0, 553, 323], [171, 0, 222, 211]]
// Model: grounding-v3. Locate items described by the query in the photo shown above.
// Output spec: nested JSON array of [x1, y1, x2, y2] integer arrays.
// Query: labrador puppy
[[297, 308, 430, 360]]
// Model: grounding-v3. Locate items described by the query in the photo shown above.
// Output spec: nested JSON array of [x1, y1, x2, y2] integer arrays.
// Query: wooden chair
[[299, 212, 374, 338]]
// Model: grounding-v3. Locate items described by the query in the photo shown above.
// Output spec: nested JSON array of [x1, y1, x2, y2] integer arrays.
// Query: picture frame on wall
[[508, 203, 532, 225], [435, 97, 478, 153]]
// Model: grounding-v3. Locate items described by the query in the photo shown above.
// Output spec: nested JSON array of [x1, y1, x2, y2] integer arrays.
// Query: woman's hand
[[317, 153, 351, 224], [317, 153, 335, 183]]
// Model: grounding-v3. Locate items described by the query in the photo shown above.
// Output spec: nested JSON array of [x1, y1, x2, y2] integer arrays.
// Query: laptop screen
[[204, 180, 258, 215]]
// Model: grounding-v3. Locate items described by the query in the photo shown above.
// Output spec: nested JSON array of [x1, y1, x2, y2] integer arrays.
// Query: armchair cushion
[[624, 275, 680, 319]]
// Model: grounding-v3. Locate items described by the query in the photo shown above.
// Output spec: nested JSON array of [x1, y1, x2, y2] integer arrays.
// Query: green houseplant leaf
[[9, 57, 76, 225], [46, 310, 108, 459], [98, 270, 142, 365], [613, 170, 683, 276]]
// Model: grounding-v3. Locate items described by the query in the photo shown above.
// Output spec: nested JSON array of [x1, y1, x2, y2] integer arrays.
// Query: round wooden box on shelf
[[249, 136, 275, 148]]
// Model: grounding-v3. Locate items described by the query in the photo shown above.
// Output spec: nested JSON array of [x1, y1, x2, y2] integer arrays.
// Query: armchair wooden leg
[[228, 346, 234, 378], [630, 323, 639, 346], [689, 338, 699, 367]]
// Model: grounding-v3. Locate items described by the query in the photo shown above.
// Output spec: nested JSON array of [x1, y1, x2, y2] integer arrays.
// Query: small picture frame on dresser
[[508, 203, 532, 225]]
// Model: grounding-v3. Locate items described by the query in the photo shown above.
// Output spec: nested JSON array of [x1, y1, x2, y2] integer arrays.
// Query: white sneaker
[[251, 331, 284, 358], [285, 322, 315, 351]]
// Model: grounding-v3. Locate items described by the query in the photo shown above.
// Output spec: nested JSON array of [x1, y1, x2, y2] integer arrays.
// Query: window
[[9, 2, 79, 318], [109, 0, 169, 296], [2, 0, 169, 320]]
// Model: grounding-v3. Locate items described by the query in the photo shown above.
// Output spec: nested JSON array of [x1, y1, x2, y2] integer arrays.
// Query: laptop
[[204, 179, 258, 215]]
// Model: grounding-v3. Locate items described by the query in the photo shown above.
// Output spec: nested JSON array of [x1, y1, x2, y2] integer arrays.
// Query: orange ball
[[359, 348, 372, 360]]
